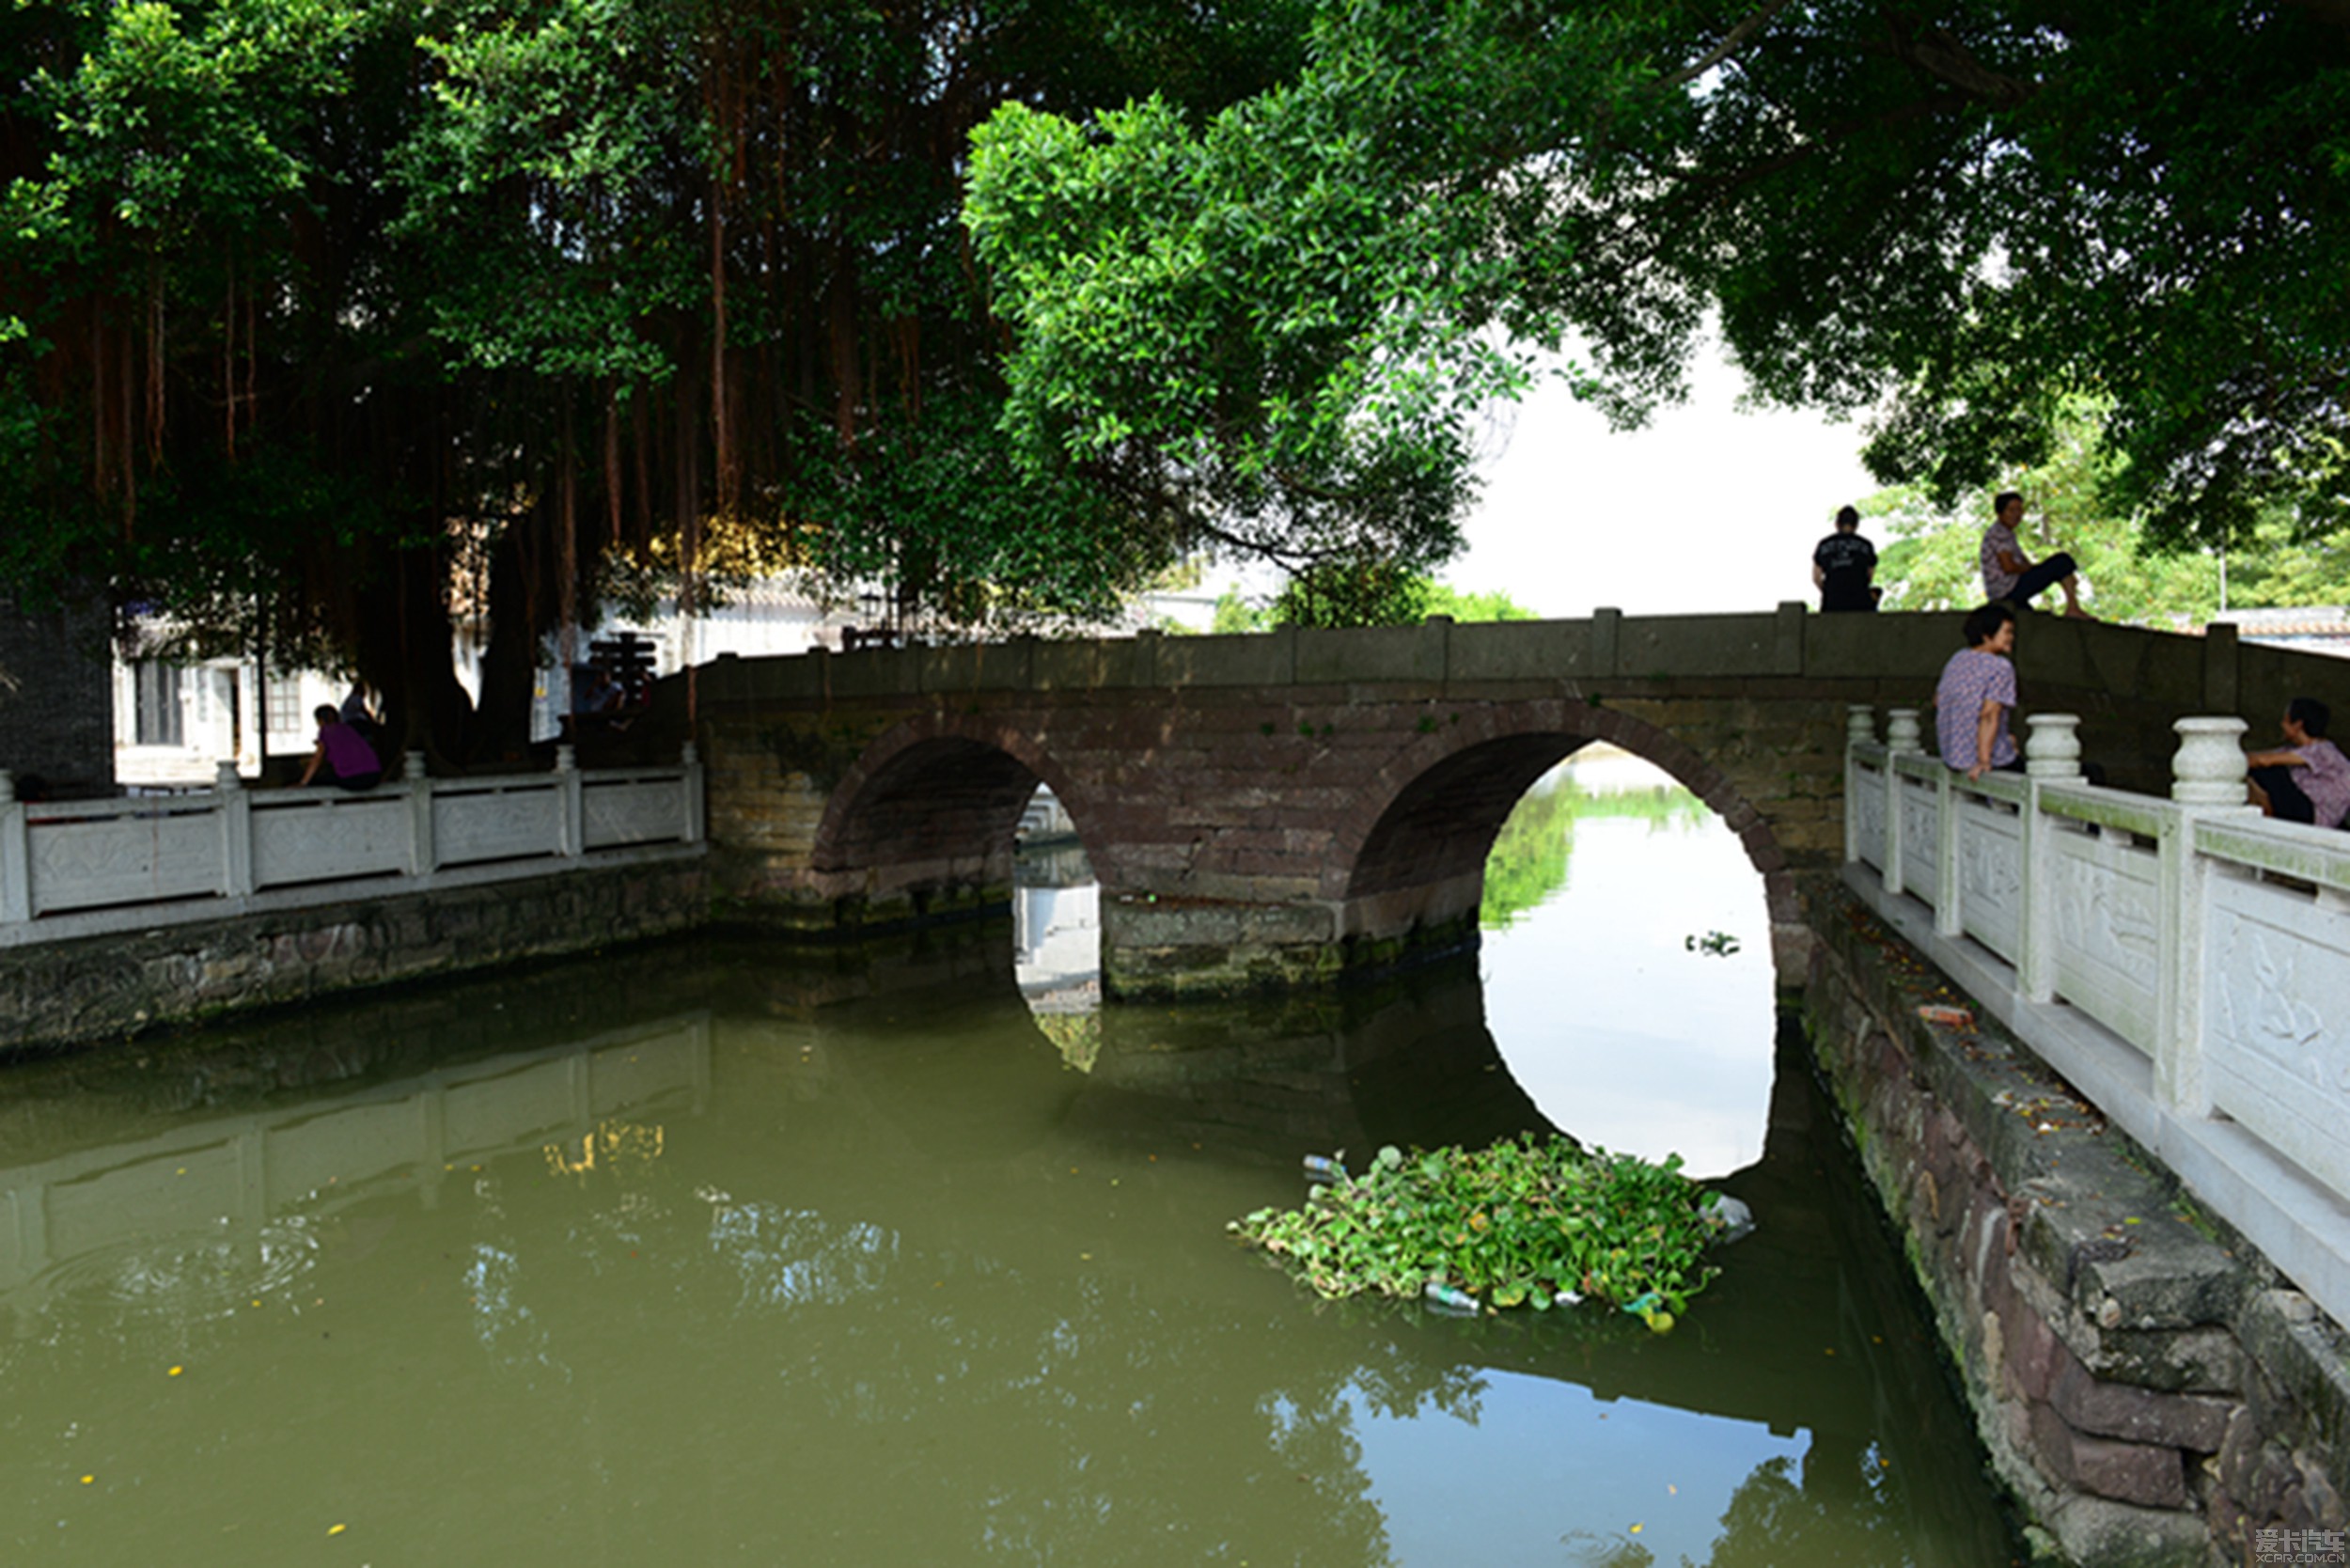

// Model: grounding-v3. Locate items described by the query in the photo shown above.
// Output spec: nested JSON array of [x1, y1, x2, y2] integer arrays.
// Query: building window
[[268, 675, 305, 737], [133, 660, 184, 747]]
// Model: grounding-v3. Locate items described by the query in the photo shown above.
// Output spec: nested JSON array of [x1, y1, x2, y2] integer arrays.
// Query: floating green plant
[[1230, 1136, 1734, 1331]]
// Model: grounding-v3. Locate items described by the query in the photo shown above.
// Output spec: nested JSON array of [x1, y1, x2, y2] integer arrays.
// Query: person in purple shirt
[[299, 704, 383, 791], [1935, 603, 2022, 780], [2246, 698, 2350, 828]]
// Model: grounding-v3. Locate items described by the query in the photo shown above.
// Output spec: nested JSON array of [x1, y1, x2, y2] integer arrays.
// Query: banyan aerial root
[[1230, 1135, 1752, 1333]]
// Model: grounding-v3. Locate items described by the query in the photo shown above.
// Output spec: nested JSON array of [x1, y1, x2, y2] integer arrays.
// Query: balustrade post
[[1935, 763, 1962, 937], [681, 742, 705, 844], [1843, 705, 1876, 865], [216, 760, 254, 899], [2017, 715, 2083, 1003], [405, 751, 434, 877], [0, 771, 26, 924], [556, 744, 584, 858], [1882, 708, 1921, 897], [2155, 717, 2254, 1118]]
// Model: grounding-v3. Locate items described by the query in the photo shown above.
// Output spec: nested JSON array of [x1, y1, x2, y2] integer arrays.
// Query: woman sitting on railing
[[298, 705, 384, 792], [2246, 698, 2350, 828], [1934, 604, 2023, 782]]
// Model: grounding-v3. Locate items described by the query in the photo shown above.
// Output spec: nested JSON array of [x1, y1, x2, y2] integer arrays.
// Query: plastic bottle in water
[[1301, 1153, 1347, 1182], [1423, 1280, 1479, 1315]]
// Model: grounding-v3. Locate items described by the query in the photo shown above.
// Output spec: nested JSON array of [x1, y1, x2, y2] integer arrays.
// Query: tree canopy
[[2, 0, 1308, 757], [1866, 400, 2350, 622], [966, 1, 2350, 570]]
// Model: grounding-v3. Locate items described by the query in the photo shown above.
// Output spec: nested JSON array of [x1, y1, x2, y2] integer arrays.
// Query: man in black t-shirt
[[1812, 506, 1878, 612]]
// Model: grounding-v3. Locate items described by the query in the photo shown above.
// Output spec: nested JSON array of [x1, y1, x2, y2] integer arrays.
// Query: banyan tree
[[0, 0, 1305, 761]]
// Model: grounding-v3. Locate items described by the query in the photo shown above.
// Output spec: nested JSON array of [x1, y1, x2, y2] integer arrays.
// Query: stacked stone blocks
[[1808, 885, 2350, 1567]]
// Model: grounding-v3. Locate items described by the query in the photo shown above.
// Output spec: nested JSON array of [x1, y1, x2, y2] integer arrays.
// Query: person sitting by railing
[[298, 705, 383, 792], [2246, 698, 2350, 827], [1935, 603, 2023, 782]]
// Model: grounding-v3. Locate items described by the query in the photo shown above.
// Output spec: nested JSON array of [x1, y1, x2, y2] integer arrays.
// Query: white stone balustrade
[[0, 752, 703, 949], [1844, 709, 2350, 1331]]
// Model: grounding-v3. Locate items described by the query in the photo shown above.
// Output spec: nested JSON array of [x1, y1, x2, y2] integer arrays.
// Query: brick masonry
[[1805, 880, 2350, 1567], [0, 587, 115, 799]]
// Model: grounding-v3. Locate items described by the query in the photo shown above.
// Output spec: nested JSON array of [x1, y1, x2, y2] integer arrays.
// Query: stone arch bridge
[[669, 605, 2330, 1001]]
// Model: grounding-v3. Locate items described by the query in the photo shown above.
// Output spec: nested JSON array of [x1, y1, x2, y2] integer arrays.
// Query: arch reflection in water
[[0, 933, 2014, 1567], [1480, 745, 1778, 1177]]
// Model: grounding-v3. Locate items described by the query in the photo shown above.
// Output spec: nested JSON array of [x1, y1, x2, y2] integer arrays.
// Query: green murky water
[[0, 761, 2020, 1567]]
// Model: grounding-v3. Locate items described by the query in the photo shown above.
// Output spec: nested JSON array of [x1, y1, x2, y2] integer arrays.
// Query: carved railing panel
[[584, 778, 687, 848], [1853, 760, 1888, 869], [1843, 712, 2350, 1332], [2205, 877, 2350, 1196], [1956, 796, 2024, 965], [1897, 776, 1941, 904], [30, 804, 224, 913], [252, 796, 410, 887], [433, 784, 566, 868], [2048, 825, 2160, 1055]]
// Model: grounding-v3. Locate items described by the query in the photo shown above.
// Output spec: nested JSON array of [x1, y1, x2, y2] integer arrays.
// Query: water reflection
[[0, 933, 2014, 1566], [1480, 749, 1777, 1176]]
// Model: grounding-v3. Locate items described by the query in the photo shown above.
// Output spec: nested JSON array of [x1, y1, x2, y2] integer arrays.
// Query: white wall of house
[[114, 653, 350, 788]]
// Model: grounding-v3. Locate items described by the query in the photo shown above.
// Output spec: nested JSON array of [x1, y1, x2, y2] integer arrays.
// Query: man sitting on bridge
[[2245, 698, 2350, 827], [1935, 603, 2022, 782], [1981, 491, 2091, 619]]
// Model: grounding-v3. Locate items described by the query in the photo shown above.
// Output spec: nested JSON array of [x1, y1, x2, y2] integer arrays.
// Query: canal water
[[0, 752, 2021, 1565]]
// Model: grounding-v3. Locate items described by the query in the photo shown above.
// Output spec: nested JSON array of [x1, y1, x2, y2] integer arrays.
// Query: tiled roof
[[2214, 606, 2350, 639]]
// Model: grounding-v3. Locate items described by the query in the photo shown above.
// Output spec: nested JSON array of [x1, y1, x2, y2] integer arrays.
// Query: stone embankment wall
[[0, 860, 707, 1060], [1805, 883, 2350, 1567]]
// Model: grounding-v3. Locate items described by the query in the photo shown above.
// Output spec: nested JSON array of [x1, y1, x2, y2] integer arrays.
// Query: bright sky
[[1452, 347, 1882, 619]]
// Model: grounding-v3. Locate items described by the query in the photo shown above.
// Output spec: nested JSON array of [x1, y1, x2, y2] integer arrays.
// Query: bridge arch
[[809, 713, 1090, 921], [1327, 698, 1803, 985]]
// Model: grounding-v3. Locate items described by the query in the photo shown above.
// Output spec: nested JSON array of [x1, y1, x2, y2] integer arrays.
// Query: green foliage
[[1870, 402, 2350, 622], [1206, 572, 1539, 634], [968, 2, 2350, 570], [1423, 583, 1537, 623], [1480, 779, 1573, 931], [1482, 768, 1707, 930], [0, 0, 1313, 749], [1230, 1136, 1727, 1328], [964, 6, 1657, 586], [1269, 557, 1432, 629], [1209, 586, 1269, 635]]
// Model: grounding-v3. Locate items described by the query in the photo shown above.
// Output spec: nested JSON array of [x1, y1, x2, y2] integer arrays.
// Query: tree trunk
[[471, 526, 544, 766], [354, 540, 476, 771]]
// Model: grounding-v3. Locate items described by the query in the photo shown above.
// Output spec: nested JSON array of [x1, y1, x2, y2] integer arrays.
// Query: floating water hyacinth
[[1230, 1135, 1741, 1331]]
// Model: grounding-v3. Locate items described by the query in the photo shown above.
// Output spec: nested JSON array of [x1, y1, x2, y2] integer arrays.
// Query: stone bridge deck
[[669, 606, 2348, 1000]]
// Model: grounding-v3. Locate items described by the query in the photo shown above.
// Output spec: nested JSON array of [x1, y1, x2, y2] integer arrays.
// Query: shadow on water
[[0, 925, 2020, 1567]]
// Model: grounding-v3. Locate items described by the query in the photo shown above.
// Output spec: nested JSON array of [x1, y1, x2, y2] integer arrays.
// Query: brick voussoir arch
[[807, 709, 1088, 873], [1323, 697, 1799, 947]]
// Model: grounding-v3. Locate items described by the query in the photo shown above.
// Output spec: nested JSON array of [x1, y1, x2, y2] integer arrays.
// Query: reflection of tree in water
[[1481, 766, 1712, 929], [1693, 1445, 1920, 1568], [1030, 1009, 1101, 1072]]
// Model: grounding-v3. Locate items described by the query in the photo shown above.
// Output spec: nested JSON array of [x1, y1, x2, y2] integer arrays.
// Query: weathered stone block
[[2053, 1356, 2236, 1452], [2034, 1399, 2189, 1507]]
